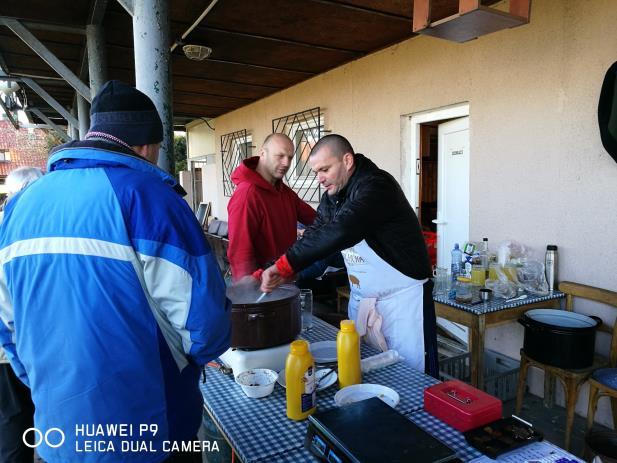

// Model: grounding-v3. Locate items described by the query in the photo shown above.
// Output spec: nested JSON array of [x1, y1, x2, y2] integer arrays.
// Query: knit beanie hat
[[88, 80, 163, 147]]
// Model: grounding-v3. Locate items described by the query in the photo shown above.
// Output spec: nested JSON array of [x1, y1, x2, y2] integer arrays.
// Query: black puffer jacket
[[286, 153, 431, 280]]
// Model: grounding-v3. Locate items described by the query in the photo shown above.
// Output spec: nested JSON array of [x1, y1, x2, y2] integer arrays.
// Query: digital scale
[[305, 398, 459, 463]]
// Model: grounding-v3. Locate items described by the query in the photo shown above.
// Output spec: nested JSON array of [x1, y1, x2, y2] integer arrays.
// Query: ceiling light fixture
[[182, 44, 212, 61]]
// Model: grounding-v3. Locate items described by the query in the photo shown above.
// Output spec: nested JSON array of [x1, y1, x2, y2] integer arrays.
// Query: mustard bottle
[[337, 319, 362, 389], [285, 340, 316, 420]]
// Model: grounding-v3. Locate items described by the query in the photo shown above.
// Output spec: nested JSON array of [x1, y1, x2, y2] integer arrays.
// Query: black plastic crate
[[438, 349, 520, 401]]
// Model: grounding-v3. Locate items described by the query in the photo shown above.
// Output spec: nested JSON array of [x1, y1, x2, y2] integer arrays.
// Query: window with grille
[[272, 108, 323, 202], [0, 150, 11, 162], [221, 130, 251, 197]]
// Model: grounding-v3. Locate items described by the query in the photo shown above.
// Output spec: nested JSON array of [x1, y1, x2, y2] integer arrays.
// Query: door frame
[[402, 102, 470, 210]]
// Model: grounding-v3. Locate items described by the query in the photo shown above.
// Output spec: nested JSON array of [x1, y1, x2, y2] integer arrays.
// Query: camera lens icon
[[23, 427, 65, 448]]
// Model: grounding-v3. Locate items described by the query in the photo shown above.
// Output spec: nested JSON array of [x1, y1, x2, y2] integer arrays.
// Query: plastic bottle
[[545, 245, 558, 292], [451, 243, 463, 282], [361, 350, 402, 373], [480, 238, 489, 267], [285, 340, 316, 420], [337, 320, 362, 389]]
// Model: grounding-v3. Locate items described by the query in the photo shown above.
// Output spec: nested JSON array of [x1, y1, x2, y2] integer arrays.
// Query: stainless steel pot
[[226, 284, 300, 349]]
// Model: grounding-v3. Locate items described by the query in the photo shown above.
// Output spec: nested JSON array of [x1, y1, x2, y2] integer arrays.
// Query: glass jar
[[471, 265, 486, 286], [455, 276, 473, 303]]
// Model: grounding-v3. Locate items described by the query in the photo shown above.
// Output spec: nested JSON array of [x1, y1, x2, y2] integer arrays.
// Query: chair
[[336, 286, 350, 313], [586, 284, 617, 432], [515, 281, 617, 451], [204, 220, 231, 279]]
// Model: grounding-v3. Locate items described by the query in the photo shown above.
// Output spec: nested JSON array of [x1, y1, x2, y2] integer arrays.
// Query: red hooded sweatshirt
[[227, 156, 316, 280]]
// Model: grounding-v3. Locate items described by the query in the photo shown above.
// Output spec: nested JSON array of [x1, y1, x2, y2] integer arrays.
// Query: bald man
[[227, 133, 316, 281]]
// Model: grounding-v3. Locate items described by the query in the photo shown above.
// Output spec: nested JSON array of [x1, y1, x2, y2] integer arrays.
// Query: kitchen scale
[[305, 397, 458, 463], [219, 343, 291, 375]]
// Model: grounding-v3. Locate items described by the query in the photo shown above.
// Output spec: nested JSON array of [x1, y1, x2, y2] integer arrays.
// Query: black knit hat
[[598, 61, 617, 163], [88, 80, 163, 146]]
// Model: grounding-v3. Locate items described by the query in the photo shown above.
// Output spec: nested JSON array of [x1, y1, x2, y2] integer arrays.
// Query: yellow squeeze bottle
[[337, 320, 362, 388], [285, 340, 316, 420]]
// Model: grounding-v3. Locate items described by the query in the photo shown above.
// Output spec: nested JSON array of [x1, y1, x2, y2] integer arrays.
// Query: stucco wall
[[186, 120, 219, 213], [188, 0, 617, 426]]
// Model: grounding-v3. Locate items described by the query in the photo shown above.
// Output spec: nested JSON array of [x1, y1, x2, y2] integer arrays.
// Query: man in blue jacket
[[0, 81, 231, 463]]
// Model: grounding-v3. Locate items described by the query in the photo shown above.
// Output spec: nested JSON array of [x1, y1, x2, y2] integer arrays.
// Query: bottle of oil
[[285, 340, 316, 420], [337, 320, 362, 388]]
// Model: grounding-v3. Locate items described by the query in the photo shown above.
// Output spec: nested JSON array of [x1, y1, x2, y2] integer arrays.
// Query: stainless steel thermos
[[545, 245, 558, 292]]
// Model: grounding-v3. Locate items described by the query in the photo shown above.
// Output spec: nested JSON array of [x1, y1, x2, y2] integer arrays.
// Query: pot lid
[[226, 283, 299, 305], [525, 309, 597, 329]]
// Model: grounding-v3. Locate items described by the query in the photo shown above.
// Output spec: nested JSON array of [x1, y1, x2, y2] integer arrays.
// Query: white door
[[434, 116, 470, 269]]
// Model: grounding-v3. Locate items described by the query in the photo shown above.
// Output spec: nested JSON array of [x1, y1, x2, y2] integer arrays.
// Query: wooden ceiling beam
[[312, 0, 411, 21], [187, 24, 363, 56]]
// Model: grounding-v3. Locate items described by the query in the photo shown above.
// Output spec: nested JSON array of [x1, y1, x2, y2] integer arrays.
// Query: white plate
[[277, 368, 338, 392], [310, 341, 337, 364], [334, 384, 400, 408]]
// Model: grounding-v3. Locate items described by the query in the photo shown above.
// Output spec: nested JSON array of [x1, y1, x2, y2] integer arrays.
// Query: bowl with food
[[235, 368, 278, 398]]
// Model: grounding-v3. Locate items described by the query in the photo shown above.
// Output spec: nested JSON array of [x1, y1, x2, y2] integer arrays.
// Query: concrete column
[[77, 94, 90, 139], [132, 0, 172, 173], [69, 106, 79, 140], [86, 24, 108, 98]]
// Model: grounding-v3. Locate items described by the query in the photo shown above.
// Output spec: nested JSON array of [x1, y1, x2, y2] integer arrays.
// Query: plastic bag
[[360, 350, 403, 373], [485, 278, 517, 299], [489, 240, 549, 296], [496, 240, 531, 267], [516, 260, 549, 295]]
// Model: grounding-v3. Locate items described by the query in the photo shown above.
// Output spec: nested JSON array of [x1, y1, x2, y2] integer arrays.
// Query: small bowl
[[235, 369, 278, 398]]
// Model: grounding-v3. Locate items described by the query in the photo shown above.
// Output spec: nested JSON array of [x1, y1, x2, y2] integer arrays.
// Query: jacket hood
[[231, 156, 280, 192], [47, 140, 184, 194]]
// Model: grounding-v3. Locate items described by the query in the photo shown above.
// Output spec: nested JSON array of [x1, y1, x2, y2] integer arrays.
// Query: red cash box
[[424, 380, 502, 432]]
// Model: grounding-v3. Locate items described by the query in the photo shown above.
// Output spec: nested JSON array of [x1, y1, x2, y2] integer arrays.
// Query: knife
[[255, 292, 268, 303], [505, 294, 528, 303], [316, 368, 336, 388]]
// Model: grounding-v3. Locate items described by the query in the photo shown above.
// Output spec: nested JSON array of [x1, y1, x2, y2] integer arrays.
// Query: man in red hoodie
[[227, 133, 316, 280]]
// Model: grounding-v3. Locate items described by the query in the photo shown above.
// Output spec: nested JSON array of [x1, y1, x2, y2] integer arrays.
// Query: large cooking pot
[[518, 309, 601, 369], [226, 284, 301, 349]]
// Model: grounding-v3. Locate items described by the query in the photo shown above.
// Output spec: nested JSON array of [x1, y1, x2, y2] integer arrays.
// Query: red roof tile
[[0, 119, 50, 176]]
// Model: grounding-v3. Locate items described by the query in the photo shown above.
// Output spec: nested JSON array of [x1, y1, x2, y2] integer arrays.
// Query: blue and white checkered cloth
[[433, 291, 564, 315], [200, 317, 437, 462]]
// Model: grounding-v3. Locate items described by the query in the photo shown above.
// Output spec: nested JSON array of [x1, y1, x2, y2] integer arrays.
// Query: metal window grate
[[272, 107, 323, 202], [221, 129, 251, 196]]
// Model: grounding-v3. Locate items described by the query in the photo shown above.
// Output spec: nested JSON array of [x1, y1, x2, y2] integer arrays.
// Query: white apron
[[342, 240, 427, 372]]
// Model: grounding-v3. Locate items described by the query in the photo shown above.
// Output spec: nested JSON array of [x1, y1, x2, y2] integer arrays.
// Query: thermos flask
[[545, 245, 558, 292]]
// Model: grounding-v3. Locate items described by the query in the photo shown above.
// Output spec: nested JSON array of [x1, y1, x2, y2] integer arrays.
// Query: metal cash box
[[424, 380, 502, 432]]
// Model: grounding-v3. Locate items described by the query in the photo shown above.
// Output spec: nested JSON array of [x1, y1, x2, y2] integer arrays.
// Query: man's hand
[[260, 265, 286, 292]]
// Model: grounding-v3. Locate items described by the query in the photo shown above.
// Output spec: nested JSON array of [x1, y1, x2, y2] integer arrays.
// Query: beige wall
[[185, 120, 219, 213], [189, 0, 617, 426]]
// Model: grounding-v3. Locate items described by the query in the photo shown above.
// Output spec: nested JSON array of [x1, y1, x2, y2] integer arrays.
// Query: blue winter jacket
[[0, 140, 231, 462]]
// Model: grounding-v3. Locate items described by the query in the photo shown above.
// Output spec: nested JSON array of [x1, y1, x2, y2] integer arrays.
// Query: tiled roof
[[0, 119, 49, 176]]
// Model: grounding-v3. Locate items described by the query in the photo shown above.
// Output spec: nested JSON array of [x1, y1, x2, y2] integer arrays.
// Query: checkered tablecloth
[[405, 410, 482, 462], [200, 317, 438, 463], [256, 446, 319, 463], [434, 291, 564, 315]]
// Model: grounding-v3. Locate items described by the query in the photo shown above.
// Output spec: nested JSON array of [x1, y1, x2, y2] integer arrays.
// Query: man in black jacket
[[261, 134, 438, 377]]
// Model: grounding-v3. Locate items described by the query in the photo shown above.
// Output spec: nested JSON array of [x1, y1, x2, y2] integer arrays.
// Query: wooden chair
[[336, 286, 350, 314], [586, 286, 617, 432], [515, 281, 617, 451]]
